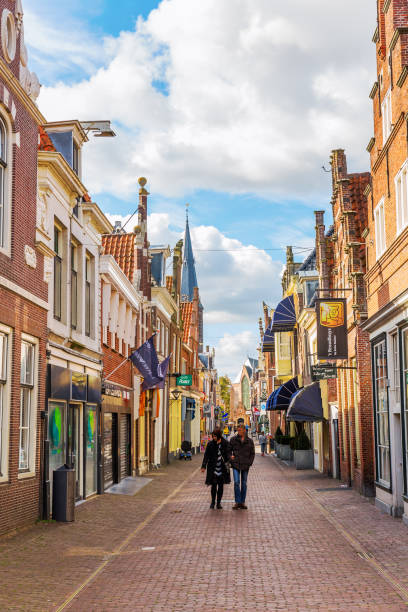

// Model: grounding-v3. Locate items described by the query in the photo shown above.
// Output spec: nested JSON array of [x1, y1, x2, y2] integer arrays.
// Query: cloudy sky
[[24, 0, 376, 378]]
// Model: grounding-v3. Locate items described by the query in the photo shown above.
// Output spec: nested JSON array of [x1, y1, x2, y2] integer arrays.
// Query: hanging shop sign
[[311, 364, 337, 381], [316, 298, 348, 360], [245, 410, 252, 415], [176, 374, 192, 386]]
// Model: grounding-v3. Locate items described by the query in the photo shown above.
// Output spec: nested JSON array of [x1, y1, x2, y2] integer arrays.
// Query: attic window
[[73, 142, 79, 176]]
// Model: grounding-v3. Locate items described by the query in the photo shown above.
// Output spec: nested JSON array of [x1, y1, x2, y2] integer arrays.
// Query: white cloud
[[214, 331, 257, 380], [31, 0, 375, 202]]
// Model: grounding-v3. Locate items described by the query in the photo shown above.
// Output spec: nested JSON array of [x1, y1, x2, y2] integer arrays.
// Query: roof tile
[[101, 233, 136, 283]]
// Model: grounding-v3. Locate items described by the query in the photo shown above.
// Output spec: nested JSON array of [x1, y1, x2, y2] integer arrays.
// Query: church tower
[[181, 207, 204, 352]]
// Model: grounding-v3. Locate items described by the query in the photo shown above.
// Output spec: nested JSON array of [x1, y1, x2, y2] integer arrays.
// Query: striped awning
[[270, 377, 299, 411], [261, 324, 274, 353], [270, 295, 296, 333], [287, 382, 323, 422]]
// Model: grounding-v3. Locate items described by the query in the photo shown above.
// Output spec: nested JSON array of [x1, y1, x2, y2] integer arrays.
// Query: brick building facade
[[315, 150, 374, 495], [363, 0, 408, 521], [0, 0, 48, 534]]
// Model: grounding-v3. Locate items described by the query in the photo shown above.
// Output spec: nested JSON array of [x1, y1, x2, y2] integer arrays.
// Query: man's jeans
[[233, 468, 249, 504]]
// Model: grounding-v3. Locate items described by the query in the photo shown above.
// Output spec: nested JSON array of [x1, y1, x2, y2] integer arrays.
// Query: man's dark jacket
[[201, 438, 231, 485], [230, 434, 255, 471]]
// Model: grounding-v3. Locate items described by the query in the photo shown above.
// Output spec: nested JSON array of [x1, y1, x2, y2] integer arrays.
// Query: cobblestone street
[[3, 447, 408, 611]]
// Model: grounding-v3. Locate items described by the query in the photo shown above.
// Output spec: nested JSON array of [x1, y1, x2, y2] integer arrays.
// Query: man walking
[[259, 431, 267, 456], [230, 423, 255, 510]]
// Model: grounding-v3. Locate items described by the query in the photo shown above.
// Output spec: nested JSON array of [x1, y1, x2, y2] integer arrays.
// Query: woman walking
[[201, 429, 231, 509]]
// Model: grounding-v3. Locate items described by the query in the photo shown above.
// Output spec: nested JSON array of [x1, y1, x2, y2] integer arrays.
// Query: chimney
[[114, 220, 122, 233], [315, 210, 329, 298]]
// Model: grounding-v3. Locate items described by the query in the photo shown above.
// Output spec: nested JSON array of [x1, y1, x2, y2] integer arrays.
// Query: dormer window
[[73, 142, 79, 176]]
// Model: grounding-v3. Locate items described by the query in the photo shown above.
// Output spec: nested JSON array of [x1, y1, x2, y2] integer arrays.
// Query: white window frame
[[278, 332, 291, 360], [18, 334, 38, 478], [374, 198, 386, 259], [382, 89, 392, 145], [0, 324, 11, 482], [0, 113, 12, 257], [395, 160, 408, 235]]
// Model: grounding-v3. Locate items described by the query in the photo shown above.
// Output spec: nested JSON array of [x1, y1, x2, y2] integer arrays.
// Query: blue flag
[[130, 336, 170, 391]]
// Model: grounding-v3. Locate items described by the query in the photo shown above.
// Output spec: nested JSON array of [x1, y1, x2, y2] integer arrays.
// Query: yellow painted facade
[[169, 398, 182, 453]]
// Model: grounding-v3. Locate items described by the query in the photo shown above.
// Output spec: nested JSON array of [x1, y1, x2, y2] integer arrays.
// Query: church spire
[[181, 204, 198, 302]]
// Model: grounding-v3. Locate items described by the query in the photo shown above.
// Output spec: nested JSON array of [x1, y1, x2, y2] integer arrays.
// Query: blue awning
[[287, 382, 323, 422], [266, 389, 277, 411], [270, 295, 296, 332], [261, 323, 274, 353], [270, 377, 299, 411]]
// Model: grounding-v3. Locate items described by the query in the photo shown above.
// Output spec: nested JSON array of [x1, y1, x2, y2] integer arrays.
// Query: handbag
[[221, 453, 231, 484]]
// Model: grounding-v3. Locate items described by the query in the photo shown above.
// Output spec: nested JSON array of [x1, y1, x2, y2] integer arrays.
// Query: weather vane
[[186, 202, 190, 220]]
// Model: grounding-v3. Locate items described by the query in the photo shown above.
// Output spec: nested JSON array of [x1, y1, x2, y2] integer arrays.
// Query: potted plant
[[294, 430, 314, 470], [274, 426, 283, 457], [279, 434, 292, 460]]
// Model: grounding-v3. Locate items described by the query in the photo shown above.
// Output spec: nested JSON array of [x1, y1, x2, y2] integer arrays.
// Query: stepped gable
[[102, 233, 136, 283]]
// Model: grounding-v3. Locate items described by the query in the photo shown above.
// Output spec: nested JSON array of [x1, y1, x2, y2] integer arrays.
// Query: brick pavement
[[2, 448, 408, 611]]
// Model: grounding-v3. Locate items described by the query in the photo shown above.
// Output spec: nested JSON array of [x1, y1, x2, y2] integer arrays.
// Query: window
[[73, 142, 79, 176], [392, 333, 400, 405], [395, 161, 408, 234], [373, 339, 391, 487], [382, 89, 392, 144], [374, 199, 386, 258], [402, 328, 408, 493], [0, 331, 9, 477], [19, 340, 35, 472], [351, 359, 361, 466], [278, 333, 291, 360], [85, 253, 92, 337], [0, 118, 7, 249], [54, 225, 62, 320], [303, 331, 311, 377], [71, 243, 78, 330], [305, 280, 319, 308]]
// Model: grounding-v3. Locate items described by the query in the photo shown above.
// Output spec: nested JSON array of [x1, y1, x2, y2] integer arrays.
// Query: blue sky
[[24, 0, 375, 377]]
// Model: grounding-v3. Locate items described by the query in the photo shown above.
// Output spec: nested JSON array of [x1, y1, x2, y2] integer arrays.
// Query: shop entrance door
[[104, 413, 118, 488], [68, 404, 82, 500], [120, 414, 131, 480]]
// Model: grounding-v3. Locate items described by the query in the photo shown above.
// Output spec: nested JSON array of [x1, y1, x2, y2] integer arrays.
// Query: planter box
[[294, 449, 314, 470], [280, 444, 291, 460]]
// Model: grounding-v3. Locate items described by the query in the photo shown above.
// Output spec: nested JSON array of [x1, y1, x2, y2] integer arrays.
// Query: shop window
[[402, 329, 408, 494], [49, 401, 66, 476], [373, 339, 391, 487], [392, 332, 400, 405], [85, 404, 97, 497], [19, 340, 36, 472]]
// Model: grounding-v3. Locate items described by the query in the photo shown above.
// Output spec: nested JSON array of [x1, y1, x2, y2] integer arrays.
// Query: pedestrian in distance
[[259, 431, 267, 456], [201, 428, 231, 509], [230, 423, 255, 510]]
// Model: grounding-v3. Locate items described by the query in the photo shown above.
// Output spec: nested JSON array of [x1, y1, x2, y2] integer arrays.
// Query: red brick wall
[[0, 1, 48, 535]]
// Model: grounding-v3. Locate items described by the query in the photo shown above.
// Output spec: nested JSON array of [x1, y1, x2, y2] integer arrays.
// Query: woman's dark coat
[[229, 434, 255, 471], [201, 438, 231, 485]]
